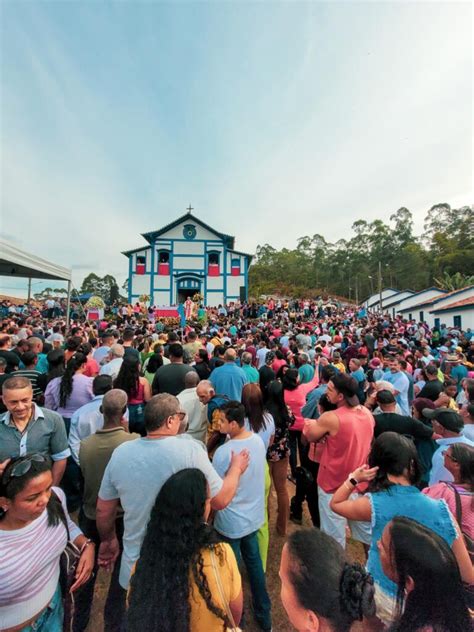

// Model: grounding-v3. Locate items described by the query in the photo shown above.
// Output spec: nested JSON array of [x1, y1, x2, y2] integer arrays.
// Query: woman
[[143, 352, 163, 385], [194, 348, 211, 380], [242, 383, 275, 450], [127, 469, 242, 632], [241, 383, 275, 570], [78, 342, 99, 378], [379, 517, 471, 632], [330, 432, 473, 626], [113, 355, 151, 436], [423, 443, 474, 544], [37, 348, 65, 392], [282, 365, 319, 479], [280, 528, 375, 632], [0, 455, 94, 632], [266, 380, 291, 536], [44, 352, 94, 434]]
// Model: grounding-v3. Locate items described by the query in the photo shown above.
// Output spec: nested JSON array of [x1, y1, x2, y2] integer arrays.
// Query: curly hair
[[127, 469, 229, 632], [59, 352, 87, 408]]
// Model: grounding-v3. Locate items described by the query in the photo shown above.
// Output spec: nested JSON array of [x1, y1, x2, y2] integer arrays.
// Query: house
[[396, 287, 447, 322], [123, 211, 252, 307], [430, 296, 474, 330]]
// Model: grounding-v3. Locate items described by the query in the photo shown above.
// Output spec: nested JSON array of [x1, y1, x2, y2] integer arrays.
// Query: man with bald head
[[177, 371, 207, 444], [210, 347, 248, 402], [77, 388, 139, 632]]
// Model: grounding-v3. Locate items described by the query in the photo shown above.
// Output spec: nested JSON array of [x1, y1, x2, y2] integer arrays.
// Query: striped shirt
[[14, 369, 44, 402], [0, 487, 81, 629]]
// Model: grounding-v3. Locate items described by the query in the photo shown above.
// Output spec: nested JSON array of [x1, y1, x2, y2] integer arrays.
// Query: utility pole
[[355, 275, 359, 305], [378, 261, 383, 314], [27, 278, 32, 303]]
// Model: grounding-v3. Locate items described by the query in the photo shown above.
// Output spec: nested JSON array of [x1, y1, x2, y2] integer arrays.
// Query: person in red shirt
[[303, 373, 374, 549]]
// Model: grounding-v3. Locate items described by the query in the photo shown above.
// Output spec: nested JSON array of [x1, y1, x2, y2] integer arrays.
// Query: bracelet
[[80, 539, 94, 554]]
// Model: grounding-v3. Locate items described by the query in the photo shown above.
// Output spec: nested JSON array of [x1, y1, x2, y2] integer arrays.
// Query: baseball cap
[[331, 373, 360, 406], [422, 407, 464, 432]]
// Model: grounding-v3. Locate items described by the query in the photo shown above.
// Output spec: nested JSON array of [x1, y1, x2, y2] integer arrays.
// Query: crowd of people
[[0, 295, 473, 632]]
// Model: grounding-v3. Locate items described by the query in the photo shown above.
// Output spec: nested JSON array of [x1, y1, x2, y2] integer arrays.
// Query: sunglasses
[[4, 454, 48, 484], [171, 411, 187, 421]]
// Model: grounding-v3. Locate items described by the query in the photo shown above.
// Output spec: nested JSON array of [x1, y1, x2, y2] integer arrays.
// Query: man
[[349, 358, 366, 404], [240, 351, 259, 384], [0, 376, 69, 483], [100, 344, 125, 381], [424, 408, 474, 485], [93, 330, 115, 365], [303, 373, 374, 549], [75, 389, 139, 632], [213, 401, 272, 632], [177, 371, 207, 444], [449, 355, 469, 394], [122, 328, 140, 361], [373, 390, 433, 440], [256, 340, 270, 369], [15, 351, 44, 403], [258, 351, 276, 398], [96, 393, 249, 592], [152, 343, 196, 396], [26, 336, 48, 373], [417, 364, 444, 401], [210, 348, 248, 402], [298, 352, 314, 384], [0, 335, 20, 373], [196, 379, 229, 452], [301, 365, 336, 419], [69, 374, 115, 464], [331, 351, 346, 373], [383, 357, 410, 416], [183, 330, 201, 360]]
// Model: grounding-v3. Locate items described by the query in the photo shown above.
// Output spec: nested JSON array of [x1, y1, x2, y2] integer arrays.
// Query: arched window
[[157, 250, 170, 275], [208, 251, 220, 276]]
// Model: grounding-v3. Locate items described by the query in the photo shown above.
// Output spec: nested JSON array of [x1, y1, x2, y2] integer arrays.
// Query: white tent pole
[[65, 280, 72, 333]]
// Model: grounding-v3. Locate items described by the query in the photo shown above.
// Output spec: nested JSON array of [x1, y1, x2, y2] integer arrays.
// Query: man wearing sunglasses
[[0, 375, 70, 485]]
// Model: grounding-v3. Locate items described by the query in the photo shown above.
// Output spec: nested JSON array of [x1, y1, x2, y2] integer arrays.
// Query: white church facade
[[123, 211, 252, 307]]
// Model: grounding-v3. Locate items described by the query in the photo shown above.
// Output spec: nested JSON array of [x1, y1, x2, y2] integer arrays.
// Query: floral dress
[[267, 406, 293, 461]]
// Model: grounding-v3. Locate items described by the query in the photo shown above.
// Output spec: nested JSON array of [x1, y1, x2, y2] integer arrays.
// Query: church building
[[122, 210, 252, 307]]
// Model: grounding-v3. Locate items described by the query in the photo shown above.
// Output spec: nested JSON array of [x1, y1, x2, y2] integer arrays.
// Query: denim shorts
[[20, 584, 63, 632]]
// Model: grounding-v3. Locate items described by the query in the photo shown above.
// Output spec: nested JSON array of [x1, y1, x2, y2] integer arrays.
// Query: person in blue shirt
[[382, 357, 410, 416], [210, 348, 248, 402], [349, 358, 366, 404], [449, 355, 468, 394]]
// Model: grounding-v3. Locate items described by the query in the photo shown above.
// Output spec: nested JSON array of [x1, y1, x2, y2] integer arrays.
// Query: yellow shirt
[[333, 361, 346, 373], [190, 543, 241, 631]]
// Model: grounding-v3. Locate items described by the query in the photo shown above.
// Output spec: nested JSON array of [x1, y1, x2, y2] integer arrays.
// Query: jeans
[[223, 531, 272, 630], [128, 403, 145, 436], [289, 429, 304, 478], [73, 512, 126, 632], [20, 584, 63, 632]]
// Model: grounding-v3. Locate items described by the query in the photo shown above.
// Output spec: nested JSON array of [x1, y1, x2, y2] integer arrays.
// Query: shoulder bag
[[210, 548, 242, 632]]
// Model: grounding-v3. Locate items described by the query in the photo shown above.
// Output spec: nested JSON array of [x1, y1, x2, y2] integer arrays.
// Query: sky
[[1, 0, 472, 297]]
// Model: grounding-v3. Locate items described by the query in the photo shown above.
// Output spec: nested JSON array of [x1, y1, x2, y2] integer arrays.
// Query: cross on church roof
[[186, 204, 194, 213]]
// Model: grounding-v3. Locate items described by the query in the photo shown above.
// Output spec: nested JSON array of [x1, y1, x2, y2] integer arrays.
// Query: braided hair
[[59, 352, 87, 408]]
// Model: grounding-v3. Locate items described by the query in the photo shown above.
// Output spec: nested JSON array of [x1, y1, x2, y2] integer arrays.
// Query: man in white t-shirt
[[96, 394, 249, 591], [213, 401, 272, 631]]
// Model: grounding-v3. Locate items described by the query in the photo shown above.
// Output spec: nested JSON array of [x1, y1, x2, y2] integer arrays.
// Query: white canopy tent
[[0, 239, 73, 329]]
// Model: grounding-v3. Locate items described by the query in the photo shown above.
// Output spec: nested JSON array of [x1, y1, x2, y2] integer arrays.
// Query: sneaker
[[287, 474, 296, 484], [289, 513, 302, 525]]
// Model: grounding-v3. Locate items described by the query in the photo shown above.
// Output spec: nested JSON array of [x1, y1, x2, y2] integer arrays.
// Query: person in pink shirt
[[282, 363, 319, 480], [423, 443, 474, 544]]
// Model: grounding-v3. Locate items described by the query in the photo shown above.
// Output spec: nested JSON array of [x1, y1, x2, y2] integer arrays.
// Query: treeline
[[248, 203, 474, 301]]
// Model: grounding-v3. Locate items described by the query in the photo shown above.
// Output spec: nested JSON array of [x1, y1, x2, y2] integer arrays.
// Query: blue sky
[[1, 1, 472, 297]]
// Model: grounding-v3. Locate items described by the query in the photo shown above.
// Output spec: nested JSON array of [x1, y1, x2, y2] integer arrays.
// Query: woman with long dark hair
[[0, 455, 94, 631], [379, 517, 471, 632], [113, 355, 151, 435], [265, 380, 291, 536], [127, 469, 242, 632], [143, 352, 163, 385], [44, 352, 93, 433], [242, 383, 275, 450], [330, 432, 473, 626], [280, 528, 375, 632], [282, 364, 319, 479]]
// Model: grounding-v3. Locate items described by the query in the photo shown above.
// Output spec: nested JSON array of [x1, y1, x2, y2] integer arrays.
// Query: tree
[[79, 273, 122, 304]]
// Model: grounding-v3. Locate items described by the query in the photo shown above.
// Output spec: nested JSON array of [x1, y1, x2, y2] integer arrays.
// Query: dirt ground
[[86, 481, 367, 631]]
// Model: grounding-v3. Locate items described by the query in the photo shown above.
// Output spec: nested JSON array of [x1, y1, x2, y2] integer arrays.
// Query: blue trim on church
[[123, 214, 252, 306]]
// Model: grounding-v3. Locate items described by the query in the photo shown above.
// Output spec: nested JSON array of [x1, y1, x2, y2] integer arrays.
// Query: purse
[[210, 548, 242, 632], [53, 491, 82, 632]]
